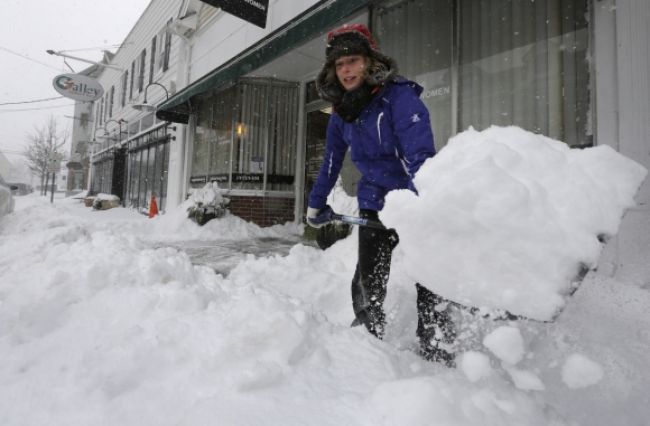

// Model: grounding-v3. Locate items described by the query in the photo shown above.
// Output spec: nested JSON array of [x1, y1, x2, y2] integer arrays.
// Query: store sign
[[190, 176, 208, 184], [200, 0, 269, 28], [204, 173, 294, 184], [233, 173, 263, 183], [209, 174, 229, 183], [52, 73, 104, 102], [47, 152, 65, 173]]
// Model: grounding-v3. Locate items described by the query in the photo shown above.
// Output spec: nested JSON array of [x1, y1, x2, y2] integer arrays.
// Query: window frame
[[149, 36, 157, 85], [120, 71, 128, 107], [138, 49, 146, 93], [129, 61, 136, 100]]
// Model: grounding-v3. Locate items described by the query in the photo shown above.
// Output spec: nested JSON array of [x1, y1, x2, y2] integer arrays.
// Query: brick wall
[[228, 195, 295, 227]]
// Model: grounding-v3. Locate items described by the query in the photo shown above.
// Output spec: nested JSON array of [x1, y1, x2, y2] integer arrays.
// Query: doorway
[[303, 108, 330, 212], [303, 80, 362, 212]]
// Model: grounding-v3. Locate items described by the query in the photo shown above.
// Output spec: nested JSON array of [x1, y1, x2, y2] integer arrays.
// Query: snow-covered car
[[0, 175, 15, 217], [8, 182, 32, 196]]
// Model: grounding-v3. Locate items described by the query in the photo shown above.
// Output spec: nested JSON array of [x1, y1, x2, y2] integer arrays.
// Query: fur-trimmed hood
[[315, 50, 398, 106]]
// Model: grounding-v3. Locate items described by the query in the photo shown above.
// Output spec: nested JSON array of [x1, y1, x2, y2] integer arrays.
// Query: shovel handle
[[331, 213, 386, 230]]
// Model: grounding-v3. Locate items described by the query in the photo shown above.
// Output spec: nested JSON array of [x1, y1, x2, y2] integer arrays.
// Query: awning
[[156, 0, 370, 123], [66, 161, 84, 170]]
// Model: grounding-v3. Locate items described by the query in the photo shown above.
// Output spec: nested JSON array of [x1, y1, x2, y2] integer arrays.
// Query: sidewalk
[[154, 236, 308, 276]]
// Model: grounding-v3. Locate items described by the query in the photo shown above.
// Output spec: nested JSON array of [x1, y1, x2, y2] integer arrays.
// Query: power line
[[0, 103, 75, 114], [0, 96, 64, 106], [60, 44, 125, 53], [0, 45, 63, 71], [0, 150, 27, 156]]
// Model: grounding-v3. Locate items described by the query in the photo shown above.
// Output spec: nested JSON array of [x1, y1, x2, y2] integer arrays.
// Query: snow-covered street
[[0, 127, 649, 425]]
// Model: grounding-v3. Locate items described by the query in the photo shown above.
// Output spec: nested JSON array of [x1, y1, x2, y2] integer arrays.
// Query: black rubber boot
[[416, 283, 456, 367], [350, 210, 399, 339]]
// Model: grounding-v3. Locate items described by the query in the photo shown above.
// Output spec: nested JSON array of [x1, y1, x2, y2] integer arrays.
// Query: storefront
[[186, 78, 299, 225], [158, 0, 591, 226], [91, 148, 126, 198], [126, 124, 171, 212]]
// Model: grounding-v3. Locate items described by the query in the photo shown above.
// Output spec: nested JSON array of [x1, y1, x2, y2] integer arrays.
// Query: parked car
[[8, 182, 33, 196], [0, 175, 15, 217]]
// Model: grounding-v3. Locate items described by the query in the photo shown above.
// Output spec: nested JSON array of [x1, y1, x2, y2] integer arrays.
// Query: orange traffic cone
[[148, 194, 159, 218]]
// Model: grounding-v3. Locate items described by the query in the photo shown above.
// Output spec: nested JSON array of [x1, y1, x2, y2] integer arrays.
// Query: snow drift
[[381, 126, 647, 320]]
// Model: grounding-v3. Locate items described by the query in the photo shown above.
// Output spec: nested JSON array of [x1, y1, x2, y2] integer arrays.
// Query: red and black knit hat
[[325, 24, 378, 61]]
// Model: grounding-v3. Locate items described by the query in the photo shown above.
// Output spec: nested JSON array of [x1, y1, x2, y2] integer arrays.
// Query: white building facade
[[88, 0, 185, 212]]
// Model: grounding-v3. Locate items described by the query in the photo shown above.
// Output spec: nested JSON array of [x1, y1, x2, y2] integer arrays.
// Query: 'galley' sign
[[200, 0, 269, 28], [52, 74, 104, 102]]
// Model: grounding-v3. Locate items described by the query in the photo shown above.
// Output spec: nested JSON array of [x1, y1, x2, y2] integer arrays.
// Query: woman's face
[[335, 55, 367, 92]]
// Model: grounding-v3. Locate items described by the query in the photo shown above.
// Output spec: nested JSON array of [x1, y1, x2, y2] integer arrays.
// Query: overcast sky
[[0, 0, 152, 168]]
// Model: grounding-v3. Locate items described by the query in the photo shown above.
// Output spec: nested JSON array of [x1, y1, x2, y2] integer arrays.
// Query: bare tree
[[23, 117, 68, 195]]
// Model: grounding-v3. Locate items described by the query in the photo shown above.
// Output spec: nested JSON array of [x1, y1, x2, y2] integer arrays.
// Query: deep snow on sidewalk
[[0, 126, 649, 426]]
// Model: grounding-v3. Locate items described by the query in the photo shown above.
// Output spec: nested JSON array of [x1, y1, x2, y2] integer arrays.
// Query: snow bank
[[381, 126, 647, 320], [0, 185, 14, 217], [0, 196, 564, 426]]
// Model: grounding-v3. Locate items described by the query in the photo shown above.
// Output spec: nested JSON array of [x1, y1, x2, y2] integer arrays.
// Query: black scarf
[[334, 83, 377, 123]]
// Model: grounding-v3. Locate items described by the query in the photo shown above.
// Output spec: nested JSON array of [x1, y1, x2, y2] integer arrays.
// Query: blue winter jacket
[[308, 77, 436, 212]]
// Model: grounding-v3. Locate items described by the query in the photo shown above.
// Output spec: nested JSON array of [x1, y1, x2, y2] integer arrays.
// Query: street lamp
[[132, 82, 170, 112], [100, 119, 128, 144]]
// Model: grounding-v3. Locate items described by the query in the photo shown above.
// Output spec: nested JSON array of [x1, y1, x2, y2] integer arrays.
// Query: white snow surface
[[188, 182, 226, 206], [94, 192, 120, 201], [504, 366, 545, 392], [561, 353, 604, 389], [0, 126, 648, 425], [483, 326, 526, 365], [459, 351, 493, 383], [381, 126, 647, 320]]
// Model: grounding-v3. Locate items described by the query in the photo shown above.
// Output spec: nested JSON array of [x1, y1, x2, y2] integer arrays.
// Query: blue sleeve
[[390, 85, 436, 180], [307, 116, 348, 210]]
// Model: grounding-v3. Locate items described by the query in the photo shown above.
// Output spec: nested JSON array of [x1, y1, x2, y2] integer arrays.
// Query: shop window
[[160, 141, 170, 209], [458, 0, 589, 146], [126, 126, 170, 211], [191, 79, 298, 192], [128, 151, 138, 206], [146, 145, 156, 203], [192, 104, 212, 183], [376, 0, 453, 150], [375, 0, 590, 147], [157, 21, 172, 72], [138, 149, 149, 206]]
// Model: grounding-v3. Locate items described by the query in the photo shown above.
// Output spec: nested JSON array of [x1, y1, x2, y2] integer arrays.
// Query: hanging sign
[[52, 73, 104, 102], [200, 0, 269, 28]]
